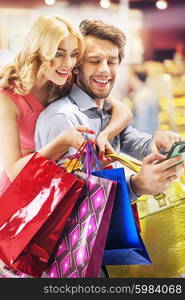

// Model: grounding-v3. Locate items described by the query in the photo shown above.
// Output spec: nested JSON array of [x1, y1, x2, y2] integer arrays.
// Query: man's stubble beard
[[77, 76, 114, 100]]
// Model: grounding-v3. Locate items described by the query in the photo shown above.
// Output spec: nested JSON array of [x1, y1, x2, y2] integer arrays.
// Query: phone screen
[[167, 141, 185, 167]]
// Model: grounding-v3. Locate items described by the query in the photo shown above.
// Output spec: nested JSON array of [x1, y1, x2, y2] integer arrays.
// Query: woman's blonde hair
[[0, 16, 84, 97]]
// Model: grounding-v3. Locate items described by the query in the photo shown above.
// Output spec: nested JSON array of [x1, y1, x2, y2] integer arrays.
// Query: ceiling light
[[156, 0, 168, 10], [44, 0, 56, 6], [100, 0, 111, 9]]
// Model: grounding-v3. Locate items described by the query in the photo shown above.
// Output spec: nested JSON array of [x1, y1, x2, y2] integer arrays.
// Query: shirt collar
[[69, 84, 110, 112]]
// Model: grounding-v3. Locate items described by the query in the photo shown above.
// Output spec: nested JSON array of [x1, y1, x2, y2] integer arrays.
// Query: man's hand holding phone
[[166, 141, 185, 167], [130, 144, 185, 197]]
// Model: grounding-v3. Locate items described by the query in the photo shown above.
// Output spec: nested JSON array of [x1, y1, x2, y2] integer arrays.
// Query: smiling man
[[35, 19, 183, 199], [76, 36, 119, 99]]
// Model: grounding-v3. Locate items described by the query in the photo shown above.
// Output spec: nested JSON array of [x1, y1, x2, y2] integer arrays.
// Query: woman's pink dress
[[0, 88, 44, 196]]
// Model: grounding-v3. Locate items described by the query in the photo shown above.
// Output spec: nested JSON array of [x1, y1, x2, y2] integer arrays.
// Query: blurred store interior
[[0, 1, 185, 279], [0, 0, 185, 137]]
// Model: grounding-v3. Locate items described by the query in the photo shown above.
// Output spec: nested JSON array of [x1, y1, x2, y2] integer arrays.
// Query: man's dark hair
[[79, 19, 126, 63]]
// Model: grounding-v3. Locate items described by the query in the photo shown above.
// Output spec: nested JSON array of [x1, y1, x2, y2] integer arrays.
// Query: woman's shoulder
[[0, 88, 21, 116], [0, 88, 19, 101]]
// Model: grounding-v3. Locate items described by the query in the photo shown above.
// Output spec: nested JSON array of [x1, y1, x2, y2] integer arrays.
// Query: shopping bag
[[0, 152, 84, 277], [105, 152, 185, 277], [106, 152, 185, 207], [108, 192, 185, 278], [105, 153, 142, 231], [44, 172, 117, 278], [42, 142, 117, 278], [93, 167, 152, 265], [69, 142, 151, 266]]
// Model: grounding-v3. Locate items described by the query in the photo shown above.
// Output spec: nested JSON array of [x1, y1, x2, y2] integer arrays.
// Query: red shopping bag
[[0, 152, 84, 277], [0, 173, 117, 279], [0, 142, 117, 278]]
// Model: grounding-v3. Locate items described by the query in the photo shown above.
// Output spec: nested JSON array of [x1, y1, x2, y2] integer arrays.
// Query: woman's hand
[[43, 126, 94, 162], [151, 130, 181, 152], [96, 131, 115, 157], [62, 125, 94, 150], [96, 131, 116, 167]]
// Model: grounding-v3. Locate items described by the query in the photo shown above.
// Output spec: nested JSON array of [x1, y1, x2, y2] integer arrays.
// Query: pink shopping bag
[[45, 171, 117, 278]]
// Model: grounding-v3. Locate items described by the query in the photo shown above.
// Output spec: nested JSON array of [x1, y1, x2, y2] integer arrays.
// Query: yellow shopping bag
[[106, 152, 185, 278]]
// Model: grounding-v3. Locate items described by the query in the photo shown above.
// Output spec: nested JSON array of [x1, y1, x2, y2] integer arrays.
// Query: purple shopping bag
[[44, 171, 117, 278]]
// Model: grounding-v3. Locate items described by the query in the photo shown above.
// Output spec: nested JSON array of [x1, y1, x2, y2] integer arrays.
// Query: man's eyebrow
[[57, 48, 79, 52], [86, 55, 118, 59]]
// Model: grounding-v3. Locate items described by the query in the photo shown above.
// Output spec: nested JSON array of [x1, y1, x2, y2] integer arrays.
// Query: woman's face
[[44, 34, 79, 85]]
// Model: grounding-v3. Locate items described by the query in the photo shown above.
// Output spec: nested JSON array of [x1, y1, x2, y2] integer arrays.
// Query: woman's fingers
[[75, 125, 94, 134], [151, 130, 182, 152], [105, 142, 115, 154], [98, 142, 115, 160]]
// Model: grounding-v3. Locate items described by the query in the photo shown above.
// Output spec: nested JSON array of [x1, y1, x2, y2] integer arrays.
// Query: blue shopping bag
[[93, 167, 152, 265]]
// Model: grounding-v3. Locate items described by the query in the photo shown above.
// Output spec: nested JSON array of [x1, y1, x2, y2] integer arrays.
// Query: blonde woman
[[0, 15, 132, 197]]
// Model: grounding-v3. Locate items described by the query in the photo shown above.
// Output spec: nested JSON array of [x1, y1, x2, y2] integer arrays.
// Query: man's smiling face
[[76, 36, 119, 99]]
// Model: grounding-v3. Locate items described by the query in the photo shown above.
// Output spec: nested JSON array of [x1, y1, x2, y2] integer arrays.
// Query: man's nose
[[98, 61, 110, 73]]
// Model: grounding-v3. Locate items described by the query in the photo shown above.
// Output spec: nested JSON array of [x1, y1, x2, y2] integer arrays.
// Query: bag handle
[[106, 152, 166, 203], [106, 153, 141, 173], [62, 139, 104, 177], [61, 141, 87, 173], [85, 141, 103, 175]]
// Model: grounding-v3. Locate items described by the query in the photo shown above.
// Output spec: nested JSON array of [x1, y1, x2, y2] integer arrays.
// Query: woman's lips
[[56, 70, 69, 77]]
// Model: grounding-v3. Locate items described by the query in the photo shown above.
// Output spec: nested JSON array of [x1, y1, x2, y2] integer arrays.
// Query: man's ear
[[73, 66, 79, 75]]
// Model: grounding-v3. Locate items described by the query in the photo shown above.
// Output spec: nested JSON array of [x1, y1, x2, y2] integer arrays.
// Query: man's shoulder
[[40, 96, 79, 118]]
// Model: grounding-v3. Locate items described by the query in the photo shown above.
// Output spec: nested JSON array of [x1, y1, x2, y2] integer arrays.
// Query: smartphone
[[166, 141, 185, 167]]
